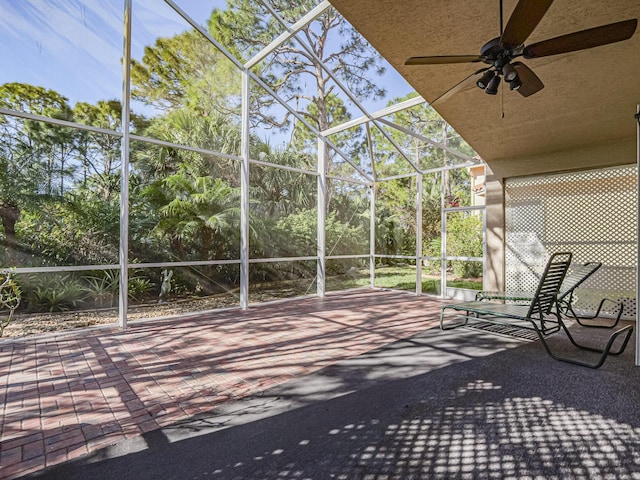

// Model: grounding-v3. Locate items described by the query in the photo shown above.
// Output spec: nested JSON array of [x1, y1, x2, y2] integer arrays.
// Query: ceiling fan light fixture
[[509, 76, 523, 91], [502, 63, 518, 82], [476, 70, 495, 89], [485, 75, 501, 95]]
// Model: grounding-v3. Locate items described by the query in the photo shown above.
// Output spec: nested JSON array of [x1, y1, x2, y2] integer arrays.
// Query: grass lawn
[[325, 265, 482, 293]]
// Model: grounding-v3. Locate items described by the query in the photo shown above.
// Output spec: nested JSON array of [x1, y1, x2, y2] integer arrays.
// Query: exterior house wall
[[484, 135, 636, 291]]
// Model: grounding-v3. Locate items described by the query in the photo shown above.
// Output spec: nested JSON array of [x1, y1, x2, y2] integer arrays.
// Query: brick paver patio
[[0, 289, 445, 479]]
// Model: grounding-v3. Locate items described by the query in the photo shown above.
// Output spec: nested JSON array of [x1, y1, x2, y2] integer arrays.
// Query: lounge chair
[[476, 261, 623, 328], [440, 252, 633, 369]]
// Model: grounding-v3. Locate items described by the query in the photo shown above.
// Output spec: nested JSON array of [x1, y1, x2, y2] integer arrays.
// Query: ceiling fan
[[405, 0, 637, 101]]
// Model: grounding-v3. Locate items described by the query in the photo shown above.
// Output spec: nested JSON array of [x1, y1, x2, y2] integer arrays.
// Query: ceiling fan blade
[[523, 19, 638, 59], [430, 68, 490, 106], [405, 55, 484, 66], [511, 62, 544, 97], [500, 0, 554, 49]]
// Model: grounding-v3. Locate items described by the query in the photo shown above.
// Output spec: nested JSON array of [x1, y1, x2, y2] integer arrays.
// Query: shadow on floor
[[26, 322, 640, 480]]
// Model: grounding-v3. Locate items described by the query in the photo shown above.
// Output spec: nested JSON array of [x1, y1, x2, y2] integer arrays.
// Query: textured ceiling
[[330, 0, 640, 163]]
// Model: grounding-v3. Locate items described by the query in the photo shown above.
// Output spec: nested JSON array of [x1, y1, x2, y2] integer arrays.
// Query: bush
[[83, 270, 119, 308], [128, 276, 153, 303], [273, 208, 366, 256], [0, 272, 21, 336], [446, 213, 483, 278], [27, 274, 86, 312], [83, 270, 154, 306]]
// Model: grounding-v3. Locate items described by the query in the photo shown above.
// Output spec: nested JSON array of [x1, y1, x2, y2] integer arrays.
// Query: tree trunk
[[0, 204, 21, 264]]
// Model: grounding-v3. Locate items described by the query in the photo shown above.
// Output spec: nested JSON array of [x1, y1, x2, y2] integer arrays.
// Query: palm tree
[[134, 109, 241, 183], [148, 164, 241, 261], [249, 146, 316, 218]]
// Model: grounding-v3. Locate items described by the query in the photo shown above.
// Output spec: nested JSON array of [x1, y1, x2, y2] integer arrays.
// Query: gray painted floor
[[26, 322, 640, 480]]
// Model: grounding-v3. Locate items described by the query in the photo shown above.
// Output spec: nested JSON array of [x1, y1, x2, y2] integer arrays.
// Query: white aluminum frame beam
[[326, 254, 369, 260], [374, 254, 417, 260], [240, 72, 251, 309], [134, 259, 241, 268], [164, 0, 372, 182], [118, 0, 132, 329], [377, 118, 477, 165], [7, 265, 119, 274], [365, 123, 378, 182], [246, 1, 332, 69], [420, 161, 477, 176], [317, 138, 327, 297], [322, 96, 426, 136], [250, 158, 318, 176], [327, 174, 372, 186], [440, 171, 446, 298], [416, 174, 423, 295], [249, 256, 317, 263], [129, 135, 243, 162], [0, 108, 122, 137], [370, 185, 376, 287]]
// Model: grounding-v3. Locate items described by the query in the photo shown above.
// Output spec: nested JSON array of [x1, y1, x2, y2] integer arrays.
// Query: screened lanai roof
[[0, 0, 479, 183], [165, 0, 483, 179], [0, 0, 480, 183]]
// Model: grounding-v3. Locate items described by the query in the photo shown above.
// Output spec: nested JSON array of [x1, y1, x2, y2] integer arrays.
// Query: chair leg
[[560, 321, 632, 356], [529, 319, 633, 369], [440, 308, 470, 330], [572, 298, 623, 329]]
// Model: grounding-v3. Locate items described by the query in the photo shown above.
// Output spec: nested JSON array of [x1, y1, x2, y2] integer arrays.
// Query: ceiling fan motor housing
[[480, 38, 520, 71]]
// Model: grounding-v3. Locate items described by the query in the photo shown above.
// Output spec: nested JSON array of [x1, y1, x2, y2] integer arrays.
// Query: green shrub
[[83, 270, 153, 306], [274, 208, 367, 258], [83, 270, 119, 308], [28, 275, 86, 312], [446, 213, 483, 278], [0, 272, 21, 336], [127, 276, 153, 303]]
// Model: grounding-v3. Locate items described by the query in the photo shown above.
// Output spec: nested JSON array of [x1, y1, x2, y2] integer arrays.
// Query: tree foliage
[[148, 165, 241, 261], [131, 29, 240, 117], [0, 2, 482, 317], [209, 0, 385, 129]]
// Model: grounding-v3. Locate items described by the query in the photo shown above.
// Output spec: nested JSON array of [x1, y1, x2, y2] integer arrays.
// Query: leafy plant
[[83, 270, 153, 306], [127, 276, 152, 303], [273, 208, 367, 259], [445, 212, 483, 278], [29, 274, 85, 313], [83, 270, 119, 308], [0, 271, 21, 337]]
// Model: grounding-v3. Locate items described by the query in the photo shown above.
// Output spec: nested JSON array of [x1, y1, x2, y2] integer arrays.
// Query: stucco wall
[[484, 135, 636, 291]]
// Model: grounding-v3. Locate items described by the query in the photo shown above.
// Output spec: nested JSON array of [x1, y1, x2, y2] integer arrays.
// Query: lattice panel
[[505, 165, 637, 318]]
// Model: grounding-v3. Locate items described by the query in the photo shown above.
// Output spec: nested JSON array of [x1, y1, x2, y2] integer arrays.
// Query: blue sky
[[0, 0, 413, 119], [0, 0, 215, 105]]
